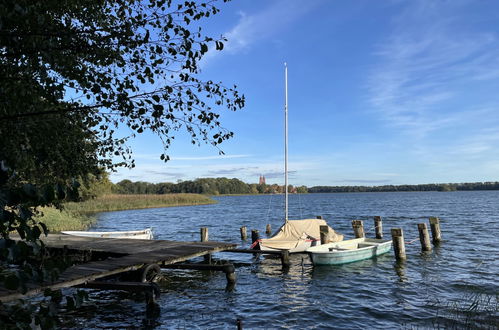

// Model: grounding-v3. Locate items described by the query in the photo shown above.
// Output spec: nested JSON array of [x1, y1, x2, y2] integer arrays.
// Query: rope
[[297, 192, 303, 219], [266, 194, 274, 223], [405, 238, 419, 244]]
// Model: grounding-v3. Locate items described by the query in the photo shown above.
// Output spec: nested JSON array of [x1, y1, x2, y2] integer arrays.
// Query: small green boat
[[307, 237, 392, 265]]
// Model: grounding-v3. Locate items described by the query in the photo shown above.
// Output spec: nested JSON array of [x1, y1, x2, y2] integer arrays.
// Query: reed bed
[[36, 207, 96, 232], [64, 193, 216, 213]]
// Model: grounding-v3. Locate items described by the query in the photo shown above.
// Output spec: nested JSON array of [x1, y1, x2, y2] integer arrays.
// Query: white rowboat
[[307, 237, 392, 265], [61, 228, 153, 240]]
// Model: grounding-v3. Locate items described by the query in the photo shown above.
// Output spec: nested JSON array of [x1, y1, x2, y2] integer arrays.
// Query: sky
[[110, 0, 499, 187]]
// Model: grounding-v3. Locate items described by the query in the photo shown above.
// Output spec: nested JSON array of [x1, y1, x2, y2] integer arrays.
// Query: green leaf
[[4, 273, 20, 290]]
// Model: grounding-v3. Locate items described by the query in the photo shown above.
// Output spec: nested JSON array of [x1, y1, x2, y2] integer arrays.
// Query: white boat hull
[[257, 239, 318, 253], [61, 228, 153, 240], [307, 238, 392, 265]]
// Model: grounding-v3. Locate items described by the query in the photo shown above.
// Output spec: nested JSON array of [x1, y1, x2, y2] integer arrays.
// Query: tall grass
[[64, 193, 216, 213], [36, 207, 96, 232]]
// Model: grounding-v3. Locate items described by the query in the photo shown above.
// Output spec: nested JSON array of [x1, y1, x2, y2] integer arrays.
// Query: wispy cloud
[[201, 0, 321, 64], [367, 0, 499, 137]]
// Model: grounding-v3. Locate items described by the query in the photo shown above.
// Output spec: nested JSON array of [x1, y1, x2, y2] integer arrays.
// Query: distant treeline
[[113, 177, 308, 195], [308, 182, 499, 193], [112, 178, 499, 195]]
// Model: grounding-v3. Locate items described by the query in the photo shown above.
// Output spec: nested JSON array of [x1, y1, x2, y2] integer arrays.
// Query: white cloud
[[201, 0, 321, 65], [367, 0, 499, 137]]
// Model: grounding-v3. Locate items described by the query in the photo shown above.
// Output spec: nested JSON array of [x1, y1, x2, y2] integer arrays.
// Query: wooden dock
[[0, 234, 236, 303]]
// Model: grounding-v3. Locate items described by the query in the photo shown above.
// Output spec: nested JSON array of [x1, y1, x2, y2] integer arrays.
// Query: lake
[[62, 191, 499, 329]]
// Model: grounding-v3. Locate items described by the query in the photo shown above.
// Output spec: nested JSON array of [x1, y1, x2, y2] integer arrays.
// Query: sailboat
[[252, 64, 343, 253]]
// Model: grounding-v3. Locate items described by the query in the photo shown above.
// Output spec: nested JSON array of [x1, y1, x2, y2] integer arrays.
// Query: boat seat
[[328, 247, 351, 251], [357, 243, 380, 248]]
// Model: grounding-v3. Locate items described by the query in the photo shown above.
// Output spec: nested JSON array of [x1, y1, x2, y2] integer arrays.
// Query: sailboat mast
[[284, 63, 289, 222]]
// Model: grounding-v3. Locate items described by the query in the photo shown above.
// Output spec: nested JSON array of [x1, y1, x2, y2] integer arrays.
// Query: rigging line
[[298, 191, 303, 219], [266, 193, 274, 223]]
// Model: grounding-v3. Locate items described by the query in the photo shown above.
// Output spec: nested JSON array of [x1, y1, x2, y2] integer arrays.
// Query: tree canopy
[[0, 0, 243, 327]]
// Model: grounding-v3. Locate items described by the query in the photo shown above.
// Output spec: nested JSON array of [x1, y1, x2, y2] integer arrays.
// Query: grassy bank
[[64, 193, 216, 213], [36, 193, 216, 232], [36, 207, 97, 232]]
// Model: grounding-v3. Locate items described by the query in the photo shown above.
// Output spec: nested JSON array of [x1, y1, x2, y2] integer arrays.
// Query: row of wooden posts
[[235, 215, 442, 260], [201, 216, 442, 261]]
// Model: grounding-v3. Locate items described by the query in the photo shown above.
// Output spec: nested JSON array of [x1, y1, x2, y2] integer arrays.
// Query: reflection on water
[[60, 191, 499, 329]]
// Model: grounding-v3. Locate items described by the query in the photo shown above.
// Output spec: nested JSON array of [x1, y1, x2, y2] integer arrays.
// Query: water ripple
[[60, 191, 499, 329]]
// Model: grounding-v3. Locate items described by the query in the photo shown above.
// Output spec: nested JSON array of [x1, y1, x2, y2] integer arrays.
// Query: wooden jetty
[[0, 234, 236, 303]]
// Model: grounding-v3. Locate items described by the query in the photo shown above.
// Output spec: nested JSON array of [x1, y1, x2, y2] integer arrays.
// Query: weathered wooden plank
[[1, 235, 236, 303]]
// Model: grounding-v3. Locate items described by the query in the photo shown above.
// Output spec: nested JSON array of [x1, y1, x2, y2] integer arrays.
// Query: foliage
[[1, 0, 242, 327], [35, 207, 96, 232], [308, 182, 499, 193], [113, 177, 310, 195], [77, 170, 114, 201]]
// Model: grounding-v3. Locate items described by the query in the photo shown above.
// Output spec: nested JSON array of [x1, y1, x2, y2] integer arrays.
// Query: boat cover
[[258, 219, 343, 250]]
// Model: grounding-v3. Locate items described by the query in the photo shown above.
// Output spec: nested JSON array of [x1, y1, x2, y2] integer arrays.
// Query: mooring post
[[418, 223, 432, 252], [391, 228, 406, 260], [352, 220, 365, 238], [240, 226, 247, 240], [316, 215, 324, 219], [236, 319, 243, 330], [200, 227, 211, 263], [251, 230, 260, 246], [266, 224, 272, 235], [280, 250, 290, 268], [374, 216, 383, 239], [320, 225, 329, 245], [223, 264, 236, 285], [429, 217, 442, 244], [200, 227, 209, 242], [144, 283, 161, 320]]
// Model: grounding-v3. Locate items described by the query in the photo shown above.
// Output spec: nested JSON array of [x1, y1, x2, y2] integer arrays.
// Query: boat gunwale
[[306, 238, 392, 255]]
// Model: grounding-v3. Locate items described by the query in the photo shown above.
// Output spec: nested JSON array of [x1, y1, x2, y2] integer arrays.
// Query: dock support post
[[200, 227, 209, 242], [316, 215, 323, 219], [418, 223, 432, 252], [223, 264, 236, 285], [320, 225, 329, 245], [391, 228, 406, 260], [429, 217, 442, 244], [200, 227, 211, 263], [240, 226, 247, 240], [374, 216, 383, 239], [237, 319, 243, 330], [145, 284, 161, 320], [280, 250, 290, 268], [266, 224, 272, 235], [251, 230, 260, 246], [352, 220, 365, 238]]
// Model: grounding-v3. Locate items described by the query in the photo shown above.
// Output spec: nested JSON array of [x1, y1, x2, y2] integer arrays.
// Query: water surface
[[62, 191, 499, 329]]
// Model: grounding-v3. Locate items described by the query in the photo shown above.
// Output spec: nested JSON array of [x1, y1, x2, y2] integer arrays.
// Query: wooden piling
[[200, 227, 210, 263], [280, 250, 290, 268], [240, 226, 247, 240], [429, 217, 442, 244], [374, 216, 383, 239], [251, 230, 260, 246], [352, 220, 365, 238], [266, 224, 272, 235], [417, 223, 432, 252], [320, 225, 329, 245], [316, 215, 324, 219], [200, 227, 209, 242], [391, 228, 406, 260]]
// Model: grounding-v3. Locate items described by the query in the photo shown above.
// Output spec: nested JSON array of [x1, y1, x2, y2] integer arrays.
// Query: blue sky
[[111, 0, 499, 186]]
